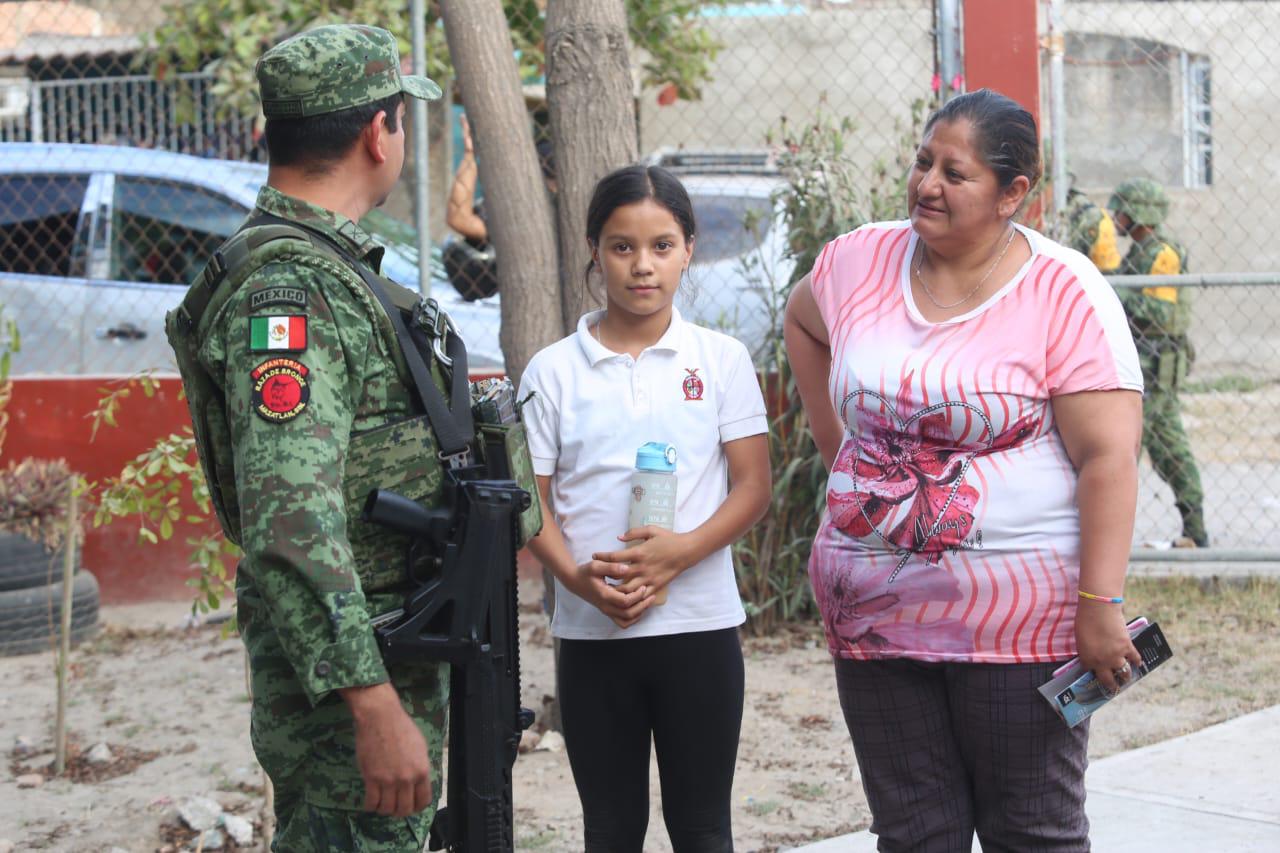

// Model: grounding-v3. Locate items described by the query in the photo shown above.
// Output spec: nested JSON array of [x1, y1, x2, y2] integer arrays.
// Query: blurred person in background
[[444, 113, 556, 301], [1110, 177, 1208, 547], [1065, 179, 1121, 274]]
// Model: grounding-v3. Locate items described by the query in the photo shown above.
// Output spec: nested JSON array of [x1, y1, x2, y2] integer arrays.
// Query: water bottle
[[628, 442, 677, 605]]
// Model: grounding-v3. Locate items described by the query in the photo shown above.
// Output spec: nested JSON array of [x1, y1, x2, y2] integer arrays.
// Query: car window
[[0, 173, 90, 276], [689, 194, 774, 265], [110, 177, 246, 285]]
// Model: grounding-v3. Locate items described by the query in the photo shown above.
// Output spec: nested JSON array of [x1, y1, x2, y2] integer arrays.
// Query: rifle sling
[[243, 213, 474, 459]]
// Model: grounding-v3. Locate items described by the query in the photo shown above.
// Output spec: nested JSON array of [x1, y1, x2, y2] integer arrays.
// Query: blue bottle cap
[[635, 441, 677, 473]]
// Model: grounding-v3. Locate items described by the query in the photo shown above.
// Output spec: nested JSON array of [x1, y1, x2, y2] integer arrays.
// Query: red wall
[[4, 373, 536, 604], [3, 376, 215, 603], [963, 0, 1042, 128], [963, 0, 1046, 226]]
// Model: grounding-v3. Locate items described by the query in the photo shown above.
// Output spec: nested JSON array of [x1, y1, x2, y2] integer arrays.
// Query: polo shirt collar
[[576, 307, 687, 366]]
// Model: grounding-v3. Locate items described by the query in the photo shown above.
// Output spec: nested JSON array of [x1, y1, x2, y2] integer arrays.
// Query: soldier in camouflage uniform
[[166, 25, 451, 850], [1065, 186, 1121, 273], [1110, 177, 1208, 546]]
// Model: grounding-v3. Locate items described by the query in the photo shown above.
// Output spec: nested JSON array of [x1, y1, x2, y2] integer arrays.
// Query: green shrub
[[734, 99, 928, 634], [0, 458, 80, 551]]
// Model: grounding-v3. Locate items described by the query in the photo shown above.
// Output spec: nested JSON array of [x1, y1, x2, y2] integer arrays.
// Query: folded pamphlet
[[1038, 618, 1173, 727]]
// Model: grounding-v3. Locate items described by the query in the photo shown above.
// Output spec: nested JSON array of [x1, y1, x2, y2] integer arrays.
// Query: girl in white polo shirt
[[519, 164, 771, 852]]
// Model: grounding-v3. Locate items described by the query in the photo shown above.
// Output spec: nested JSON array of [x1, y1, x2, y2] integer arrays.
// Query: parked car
[[1, 144, 792, 376], [0, 143, 503, 374], [646, 148, 796, 360]]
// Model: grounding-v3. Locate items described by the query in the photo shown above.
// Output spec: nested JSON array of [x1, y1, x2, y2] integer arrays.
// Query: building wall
[[1060, 2, 1279, 383], [1062, 2, 1279, 275], [638, 2, 935, 174]]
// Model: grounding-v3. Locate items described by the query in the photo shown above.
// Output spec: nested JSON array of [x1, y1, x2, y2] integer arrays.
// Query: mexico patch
[[249, 286, 308, 311], [250, 315, 307, 352], [251, 358, 310, 423]]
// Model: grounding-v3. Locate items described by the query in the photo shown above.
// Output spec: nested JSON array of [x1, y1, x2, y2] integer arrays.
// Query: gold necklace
[[914, 226, 1017, 311]]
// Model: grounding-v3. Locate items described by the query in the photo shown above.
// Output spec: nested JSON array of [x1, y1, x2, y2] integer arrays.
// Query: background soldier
[[167, 25, 450, 850], [1110, 177, 1209, 547], [1065, 182, 1121, 273]]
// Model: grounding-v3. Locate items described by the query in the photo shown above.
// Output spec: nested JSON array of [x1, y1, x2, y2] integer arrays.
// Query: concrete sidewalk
[[794, 705, 1280, 852]]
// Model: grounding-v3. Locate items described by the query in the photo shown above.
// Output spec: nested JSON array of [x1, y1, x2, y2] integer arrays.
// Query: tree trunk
[[546, 0, 638, 332], [440, 0, 561, 383]]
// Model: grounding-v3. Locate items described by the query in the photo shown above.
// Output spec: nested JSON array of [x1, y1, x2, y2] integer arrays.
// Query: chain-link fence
[[0, 0, 1275, 554], [1046, 1, 1279, 555]]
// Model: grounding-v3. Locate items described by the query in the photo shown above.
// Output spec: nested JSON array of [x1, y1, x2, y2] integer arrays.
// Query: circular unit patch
[[251, 358, 311, 423]]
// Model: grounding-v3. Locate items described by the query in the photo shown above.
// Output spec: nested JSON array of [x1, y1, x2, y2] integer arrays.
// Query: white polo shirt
[[518, 307, 768, 640]]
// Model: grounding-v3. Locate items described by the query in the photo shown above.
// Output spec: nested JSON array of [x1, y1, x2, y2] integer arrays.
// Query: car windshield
[[689, 193, 775, 265]]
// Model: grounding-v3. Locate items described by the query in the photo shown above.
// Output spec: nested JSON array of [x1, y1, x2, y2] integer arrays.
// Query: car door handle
[[96, 323, 147, 341]]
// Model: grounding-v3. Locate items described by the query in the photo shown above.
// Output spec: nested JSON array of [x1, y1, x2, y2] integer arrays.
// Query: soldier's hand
[[571, 559, 655, 629], [340, 682, 433, 817]]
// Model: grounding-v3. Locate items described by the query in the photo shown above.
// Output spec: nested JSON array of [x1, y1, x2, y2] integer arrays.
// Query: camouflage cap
[[1109, 177, 1169, 226], [257, 24, 441, 119]]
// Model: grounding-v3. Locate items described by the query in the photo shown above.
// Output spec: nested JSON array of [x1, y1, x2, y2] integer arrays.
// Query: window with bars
[[1064, 32, 1212, 189]]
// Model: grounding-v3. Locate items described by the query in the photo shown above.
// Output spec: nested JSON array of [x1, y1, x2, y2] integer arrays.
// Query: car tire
[[0, 570, 100, 658], [0, 531, 81, 592]]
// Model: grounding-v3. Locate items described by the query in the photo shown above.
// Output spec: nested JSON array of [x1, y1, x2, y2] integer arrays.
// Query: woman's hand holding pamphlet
[[1039, 617, 1174, 727]]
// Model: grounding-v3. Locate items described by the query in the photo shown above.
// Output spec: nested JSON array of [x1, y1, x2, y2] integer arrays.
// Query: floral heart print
[[830, 382, 1042, 580]]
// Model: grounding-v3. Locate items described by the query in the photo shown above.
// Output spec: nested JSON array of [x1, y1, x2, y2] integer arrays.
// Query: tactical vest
[[165, 218, 474, 592], [1124, 235, 1192, 338], [1088, 209, 1122, 273]]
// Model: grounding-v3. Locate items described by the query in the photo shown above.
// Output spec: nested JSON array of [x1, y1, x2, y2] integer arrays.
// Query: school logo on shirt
[[682, 368, 705, 401]]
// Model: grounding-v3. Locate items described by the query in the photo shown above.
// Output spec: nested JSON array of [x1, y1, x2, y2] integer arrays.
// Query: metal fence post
[[411, 0, 432, 297]]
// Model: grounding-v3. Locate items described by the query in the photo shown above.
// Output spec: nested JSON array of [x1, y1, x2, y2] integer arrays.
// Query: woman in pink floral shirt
[[784, 90, 1145, 851]]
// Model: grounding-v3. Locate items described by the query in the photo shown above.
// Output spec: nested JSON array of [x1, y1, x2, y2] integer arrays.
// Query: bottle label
[[628, 473, 676, 530]]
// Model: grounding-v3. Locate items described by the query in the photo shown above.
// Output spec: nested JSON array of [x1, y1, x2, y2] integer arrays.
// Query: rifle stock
[[362, 470, 534, 852]]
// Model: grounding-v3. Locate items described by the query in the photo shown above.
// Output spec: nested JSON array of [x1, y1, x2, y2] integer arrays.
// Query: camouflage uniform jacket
[[1066, 193, 1122, 272], [1118, 230, 1190, 336], [199, 185, 417, 706]]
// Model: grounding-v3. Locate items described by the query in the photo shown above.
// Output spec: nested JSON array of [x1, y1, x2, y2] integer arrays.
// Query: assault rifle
[[363, 468, 534, 853]]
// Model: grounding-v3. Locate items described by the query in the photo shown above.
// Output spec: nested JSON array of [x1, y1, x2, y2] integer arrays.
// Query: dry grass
[[1089, 575, 1280, 756]]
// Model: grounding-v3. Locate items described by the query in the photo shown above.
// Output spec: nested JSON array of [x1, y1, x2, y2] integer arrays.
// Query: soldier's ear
[[364, 110, 392, 165]]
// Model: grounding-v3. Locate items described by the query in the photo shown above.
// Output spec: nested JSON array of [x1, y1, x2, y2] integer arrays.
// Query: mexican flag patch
[[250, 315, 307, 352]]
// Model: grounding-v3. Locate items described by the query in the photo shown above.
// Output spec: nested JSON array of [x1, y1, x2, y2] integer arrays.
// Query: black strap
[[243, 213, 475, 458], [177, 224, 310, 333]]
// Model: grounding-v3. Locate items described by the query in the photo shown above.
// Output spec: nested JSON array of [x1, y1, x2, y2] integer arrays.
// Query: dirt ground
[[1, 575, 1278, 853]]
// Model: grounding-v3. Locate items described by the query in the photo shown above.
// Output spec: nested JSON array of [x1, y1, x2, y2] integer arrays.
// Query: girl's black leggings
[[557, 627, 745, 853]]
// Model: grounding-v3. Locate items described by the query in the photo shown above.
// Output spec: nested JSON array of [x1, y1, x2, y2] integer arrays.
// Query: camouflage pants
[[238, 585, 449, 852], [1138, 343, 1207, 544]]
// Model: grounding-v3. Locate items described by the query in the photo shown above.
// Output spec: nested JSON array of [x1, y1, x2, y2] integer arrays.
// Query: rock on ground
[[177, 796, 223, 832]]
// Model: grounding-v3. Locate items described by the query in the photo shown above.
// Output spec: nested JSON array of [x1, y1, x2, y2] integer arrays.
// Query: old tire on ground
[[0, 531, 81, 592], [0, 570, 100, 657]]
